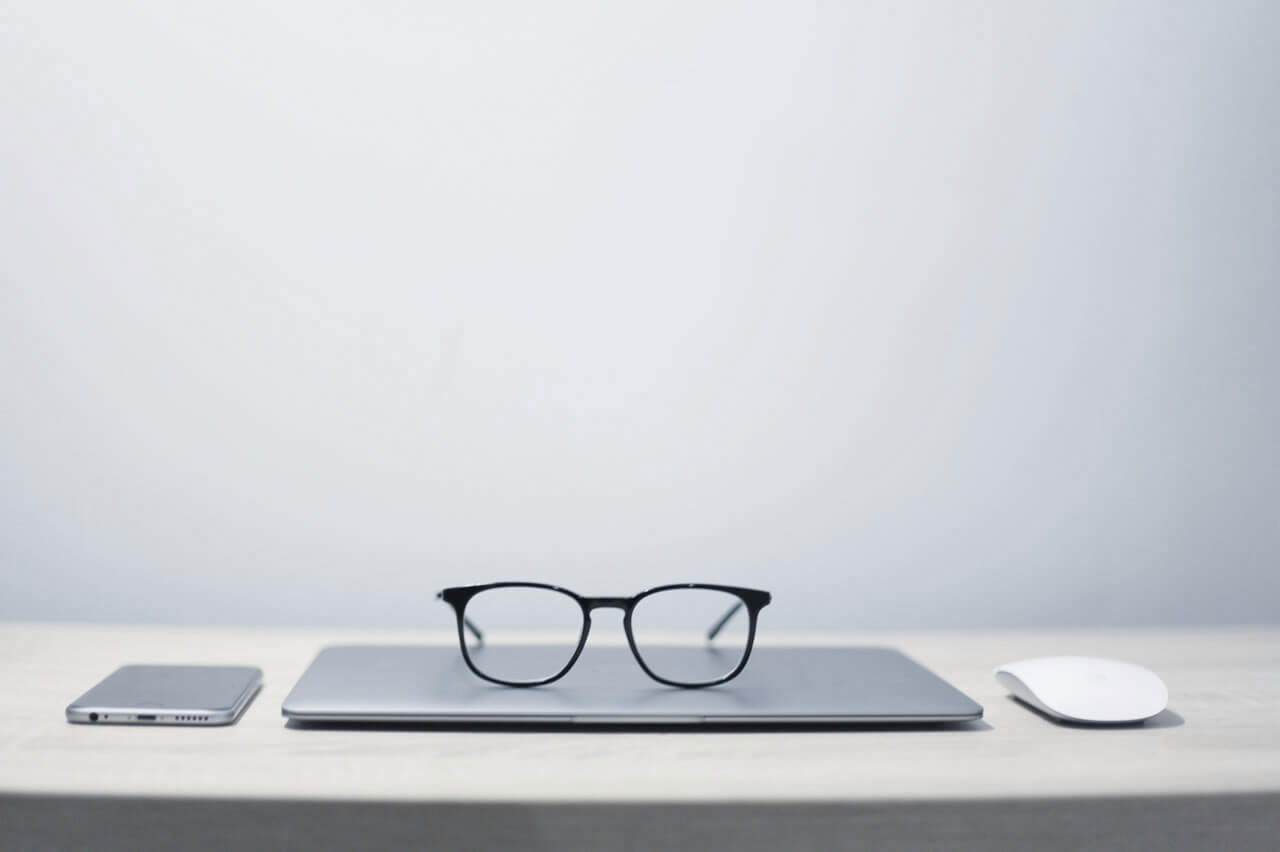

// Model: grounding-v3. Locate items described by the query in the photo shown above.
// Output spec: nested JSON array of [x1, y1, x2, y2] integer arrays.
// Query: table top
[[2, 622, 1277, 803]]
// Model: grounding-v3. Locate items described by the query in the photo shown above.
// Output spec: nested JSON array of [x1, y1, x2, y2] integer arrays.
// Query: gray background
[[2, 1, 1277, 631]]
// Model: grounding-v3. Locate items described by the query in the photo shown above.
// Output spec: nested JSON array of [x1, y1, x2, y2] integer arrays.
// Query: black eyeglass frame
[[437, 582, 773, 688]]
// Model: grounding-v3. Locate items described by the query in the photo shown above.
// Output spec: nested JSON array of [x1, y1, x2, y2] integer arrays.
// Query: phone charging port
[[137, 714, 157, 721]]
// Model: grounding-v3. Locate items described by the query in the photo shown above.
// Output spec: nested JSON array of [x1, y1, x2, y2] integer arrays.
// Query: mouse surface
[[994, 656, 1168, 724]]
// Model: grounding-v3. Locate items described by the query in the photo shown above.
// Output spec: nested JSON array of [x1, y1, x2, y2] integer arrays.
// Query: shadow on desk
[[1003, 697, 1186, 729], [3, 792, 1276, 852]]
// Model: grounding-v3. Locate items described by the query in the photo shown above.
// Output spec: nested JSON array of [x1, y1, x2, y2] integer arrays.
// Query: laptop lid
[[282, 645, 983, 725]]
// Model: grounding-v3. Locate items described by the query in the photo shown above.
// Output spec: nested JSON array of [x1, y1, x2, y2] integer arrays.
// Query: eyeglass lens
[[631, 587, 750, 683], [463, 586, 584, 684]]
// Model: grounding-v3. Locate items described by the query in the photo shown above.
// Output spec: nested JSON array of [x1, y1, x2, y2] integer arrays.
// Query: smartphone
[[66, 665, 263, 726]]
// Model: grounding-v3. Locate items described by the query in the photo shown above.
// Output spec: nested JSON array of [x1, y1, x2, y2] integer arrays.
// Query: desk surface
[[2, 622, 1277, 804]]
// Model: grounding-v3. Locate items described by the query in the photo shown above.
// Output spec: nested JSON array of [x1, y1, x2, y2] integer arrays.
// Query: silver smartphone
[[66, 664, 263, 726]]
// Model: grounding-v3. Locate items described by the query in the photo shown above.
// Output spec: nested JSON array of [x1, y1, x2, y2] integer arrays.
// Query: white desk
[[2, 623, 1277, 850]]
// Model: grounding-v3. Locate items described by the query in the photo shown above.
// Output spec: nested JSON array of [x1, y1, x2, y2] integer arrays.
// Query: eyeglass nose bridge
[[581, 597, 631, 613]]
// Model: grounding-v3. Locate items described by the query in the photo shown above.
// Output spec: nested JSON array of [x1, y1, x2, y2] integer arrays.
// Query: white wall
[[2, 1, 1277, 631]]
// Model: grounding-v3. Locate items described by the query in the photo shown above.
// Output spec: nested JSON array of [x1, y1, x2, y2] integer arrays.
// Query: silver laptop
[[282, 645, 983, 725]]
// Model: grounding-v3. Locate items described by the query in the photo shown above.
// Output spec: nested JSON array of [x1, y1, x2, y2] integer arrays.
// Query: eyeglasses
[[436, 582, 772, 688]]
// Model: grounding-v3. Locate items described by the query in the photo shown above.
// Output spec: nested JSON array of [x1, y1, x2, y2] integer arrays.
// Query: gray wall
[[2, 1, 1277, 631]]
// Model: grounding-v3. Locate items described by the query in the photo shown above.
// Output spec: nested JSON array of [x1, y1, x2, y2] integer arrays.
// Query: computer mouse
[[994, 656, 1168, 724]]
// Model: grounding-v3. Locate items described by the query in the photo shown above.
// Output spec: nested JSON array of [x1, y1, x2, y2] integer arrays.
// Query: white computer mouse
[[994, 656, 1168, 724]]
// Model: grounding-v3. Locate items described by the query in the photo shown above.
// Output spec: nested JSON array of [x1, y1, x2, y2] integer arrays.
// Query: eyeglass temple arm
[[706, 601, 745, 641], [437, 593, 485, 643]]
